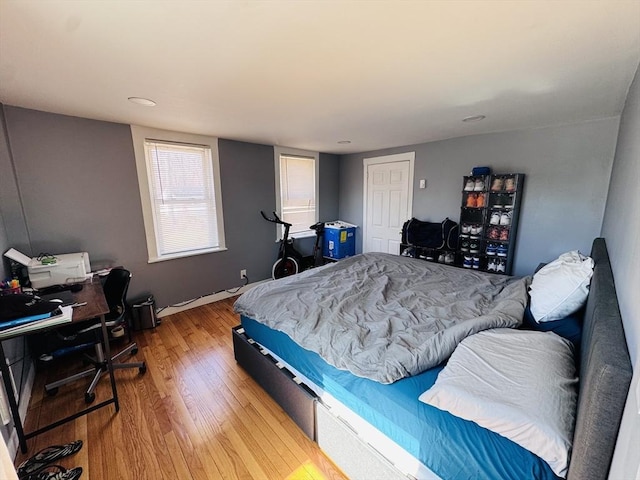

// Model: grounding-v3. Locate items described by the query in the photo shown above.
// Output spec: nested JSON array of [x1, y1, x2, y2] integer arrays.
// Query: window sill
[[276, 230, 317, 242], [148, 247, 228, 263]]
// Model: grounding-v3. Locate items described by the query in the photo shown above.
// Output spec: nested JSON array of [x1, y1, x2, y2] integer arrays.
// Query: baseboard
[[157, 279, 270, 318]]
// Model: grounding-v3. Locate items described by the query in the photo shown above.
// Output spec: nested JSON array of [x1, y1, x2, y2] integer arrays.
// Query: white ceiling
[[1, 1, 639, 154]]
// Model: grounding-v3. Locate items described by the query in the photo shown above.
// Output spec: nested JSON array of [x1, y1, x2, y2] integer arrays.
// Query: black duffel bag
[[401, 217, 458, 250]]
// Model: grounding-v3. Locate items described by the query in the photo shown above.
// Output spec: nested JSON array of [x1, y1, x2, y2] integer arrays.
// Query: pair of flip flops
[[22, 465, 82, 480], [16, 440, 83, 479]]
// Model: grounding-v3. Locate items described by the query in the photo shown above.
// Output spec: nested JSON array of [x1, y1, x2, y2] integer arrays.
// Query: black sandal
[[23, 466, 83, 480], [16, 440, 83, 478]]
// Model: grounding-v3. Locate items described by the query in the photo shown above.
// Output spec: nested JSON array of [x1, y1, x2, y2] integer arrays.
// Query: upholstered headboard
[[567, 238, 633, 480]]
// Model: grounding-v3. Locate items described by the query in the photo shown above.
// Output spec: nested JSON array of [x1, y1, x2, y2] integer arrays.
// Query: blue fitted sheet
[[241, 315, 558, 480]]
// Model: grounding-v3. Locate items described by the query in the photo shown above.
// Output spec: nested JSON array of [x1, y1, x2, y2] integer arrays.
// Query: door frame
[[362, 152, 415, 253]]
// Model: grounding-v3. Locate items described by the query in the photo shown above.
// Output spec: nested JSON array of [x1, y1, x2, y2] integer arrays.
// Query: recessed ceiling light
[[128, 97, 156, 107], [337, 140, 351, 144], [462, 115, 486, 123]]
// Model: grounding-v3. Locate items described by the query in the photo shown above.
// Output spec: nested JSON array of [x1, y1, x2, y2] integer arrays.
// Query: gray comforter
[[234, 253, 529, 384]]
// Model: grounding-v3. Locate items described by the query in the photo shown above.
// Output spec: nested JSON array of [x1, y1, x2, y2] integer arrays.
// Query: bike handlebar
[[260, 210, 292, 227]]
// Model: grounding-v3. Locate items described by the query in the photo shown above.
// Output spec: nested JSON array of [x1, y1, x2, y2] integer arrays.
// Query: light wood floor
[[15, 298, 347, 480]]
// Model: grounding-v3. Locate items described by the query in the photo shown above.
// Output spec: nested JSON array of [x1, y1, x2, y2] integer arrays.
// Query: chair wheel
[[131, 347, 138, 355], [46, 387, 58, 396], [85, 392, 96, 404], [139, 363, 147, 375]]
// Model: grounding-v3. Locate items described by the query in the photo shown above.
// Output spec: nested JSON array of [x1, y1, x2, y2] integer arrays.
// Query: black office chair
[[44, 268, 147, 404]]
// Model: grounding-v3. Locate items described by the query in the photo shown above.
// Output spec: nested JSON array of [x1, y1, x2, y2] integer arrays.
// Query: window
[[274, 147, 319, 238], [131, 126, 226, 262]]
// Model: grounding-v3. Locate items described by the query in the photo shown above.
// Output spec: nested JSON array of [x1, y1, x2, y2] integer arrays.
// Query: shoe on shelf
[[499, 211, 511, 226], [445, 252, 455, 264], [475, 193, 485, 207], [466, 193, 477, 207], [464, 179, 475, 191], [438, 253, 446, 263], [496, 259, 506, 273], [487, 226, 499, 240], [486, 243, 497, 256], [463, 256, 473, 268], [490, 211, 501, 225], [503, 193, 514, 209], [491, 177, 504, 191], [469, 241, 479, 253], [461, 223, 471, 234], [487, 258, 497, 272], [499, 229, 509, 241], [505, 177, 516, 191], [497, 244, 508, 257], [460, 240, 470, 252], [472, 256, 480, 269], [473, 178, 485, 191]]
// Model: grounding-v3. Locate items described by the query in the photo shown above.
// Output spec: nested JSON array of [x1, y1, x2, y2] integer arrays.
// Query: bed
[[231, 238, 632, 480]]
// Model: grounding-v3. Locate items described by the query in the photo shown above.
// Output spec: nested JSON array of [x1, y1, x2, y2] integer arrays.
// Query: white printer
[[4, 249, 91, 289]]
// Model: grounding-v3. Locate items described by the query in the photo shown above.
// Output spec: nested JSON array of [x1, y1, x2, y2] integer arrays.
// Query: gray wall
[[0, 108, 29, 445], [0, 106, 339, 308], [605, 62, 640, 479], [339, 118, 619, 276]]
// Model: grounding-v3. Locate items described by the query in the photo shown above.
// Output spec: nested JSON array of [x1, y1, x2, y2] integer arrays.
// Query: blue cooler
[[323, 221, 356, 259]]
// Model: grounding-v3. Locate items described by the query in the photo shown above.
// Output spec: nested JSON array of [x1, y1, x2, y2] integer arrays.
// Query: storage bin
[[323, 221, 357, 259], [129, 295, 159, 330]]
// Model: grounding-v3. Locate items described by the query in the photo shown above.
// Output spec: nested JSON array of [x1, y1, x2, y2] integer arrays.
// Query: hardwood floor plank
[[15, 297, 347, 480]]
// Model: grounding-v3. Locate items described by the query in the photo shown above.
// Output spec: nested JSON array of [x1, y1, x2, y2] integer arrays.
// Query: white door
[[363, 153, 414, 254]]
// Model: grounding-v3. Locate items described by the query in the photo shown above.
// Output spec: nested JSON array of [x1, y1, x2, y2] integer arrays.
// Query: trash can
[[129, 295, 159, 330]]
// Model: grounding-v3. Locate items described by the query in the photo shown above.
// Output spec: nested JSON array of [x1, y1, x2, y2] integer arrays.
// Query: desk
[[0, 278, 120, 453]]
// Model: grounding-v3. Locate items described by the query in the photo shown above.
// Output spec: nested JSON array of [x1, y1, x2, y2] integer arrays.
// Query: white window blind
[[279, 154, 316, 234], [144, 140, 221, 257]]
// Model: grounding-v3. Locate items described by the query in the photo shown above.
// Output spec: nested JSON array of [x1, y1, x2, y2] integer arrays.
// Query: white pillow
[[529, 250, 594, 322], [419, 329, 577, 478]]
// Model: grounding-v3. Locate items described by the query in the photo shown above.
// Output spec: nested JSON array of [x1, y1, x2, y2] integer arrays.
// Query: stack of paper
[[0, 306, 73, 339]]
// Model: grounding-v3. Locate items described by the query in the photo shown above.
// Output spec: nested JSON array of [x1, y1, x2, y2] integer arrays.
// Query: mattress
[[241, 315, 558, 480]]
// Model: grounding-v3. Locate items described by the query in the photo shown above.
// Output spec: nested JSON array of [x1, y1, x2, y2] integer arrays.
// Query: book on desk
[[0, 305, 73, 339]]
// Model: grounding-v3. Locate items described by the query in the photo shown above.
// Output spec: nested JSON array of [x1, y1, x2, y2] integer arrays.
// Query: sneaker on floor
[[445, 252, 455, 264]]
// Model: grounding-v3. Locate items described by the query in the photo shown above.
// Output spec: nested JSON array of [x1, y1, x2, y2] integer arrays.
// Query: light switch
[[419, 179, 426, 189]]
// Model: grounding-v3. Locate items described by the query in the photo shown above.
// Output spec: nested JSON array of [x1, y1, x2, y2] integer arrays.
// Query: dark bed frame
[[232, 238, 632, 479]]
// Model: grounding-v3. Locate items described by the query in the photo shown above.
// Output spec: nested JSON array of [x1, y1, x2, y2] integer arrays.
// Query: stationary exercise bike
[[261, 211, 325, 279]]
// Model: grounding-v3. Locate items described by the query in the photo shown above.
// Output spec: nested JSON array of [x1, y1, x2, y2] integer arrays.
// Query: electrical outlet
[[240, 269, 247, 279]]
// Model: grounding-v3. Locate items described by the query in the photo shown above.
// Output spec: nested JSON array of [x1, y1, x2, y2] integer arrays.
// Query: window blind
[[144, 140, 220, 256], [279, 154, 316, 233]]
